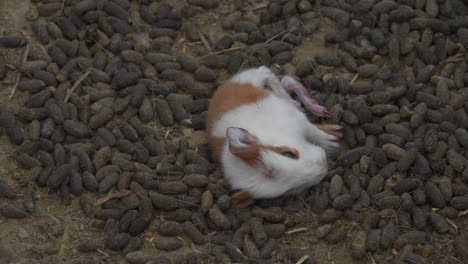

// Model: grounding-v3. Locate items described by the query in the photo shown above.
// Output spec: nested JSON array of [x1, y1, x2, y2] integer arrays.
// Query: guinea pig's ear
[[226, 127, 258, 148]]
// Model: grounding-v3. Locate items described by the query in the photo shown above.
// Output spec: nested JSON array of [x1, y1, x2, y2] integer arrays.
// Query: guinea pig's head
[[225, 127, 328, 197]]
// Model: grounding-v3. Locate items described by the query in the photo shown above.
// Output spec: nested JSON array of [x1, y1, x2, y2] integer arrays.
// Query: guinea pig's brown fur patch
[[231, 190, 254, 208], [316, 124, 342, 138], [265, 146, 300, 160], [206, 81, 270, 134], [207, 81, 342, 165], [229, 144, 300, 166], [207, 81, 271, 162], [208, 136, 225, 163], [228, 144, 263, 166]]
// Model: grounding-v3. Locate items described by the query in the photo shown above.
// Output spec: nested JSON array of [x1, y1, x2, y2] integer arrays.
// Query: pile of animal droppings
[[1, 0, 468, 263]]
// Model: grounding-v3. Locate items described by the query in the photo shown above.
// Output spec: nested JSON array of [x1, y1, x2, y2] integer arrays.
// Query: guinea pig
[[206, 66, 343, 208]]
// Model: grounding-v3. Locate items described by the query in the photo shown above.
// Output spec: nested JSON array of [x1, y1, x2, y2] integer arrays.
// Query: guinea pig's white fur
[[208, 66, 339, 199]]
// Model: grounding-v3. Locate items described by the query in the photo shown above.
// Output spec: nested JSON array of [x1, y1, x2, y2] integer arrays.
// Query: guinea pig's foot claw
[[330, 124, 343, 130], [281, 75, 332, 118], [318, 124, 344, 139], [328, 141, 340, 149], [320, 133, 340, 149], [319, 111, 332, 119], [304, 104, 331, 118], [328, 125, 344, 138]]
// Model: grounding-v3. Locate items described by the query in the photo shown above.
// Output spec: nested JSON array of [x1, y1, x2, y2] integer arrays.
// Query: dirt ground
[[0, 0, 467, 264]]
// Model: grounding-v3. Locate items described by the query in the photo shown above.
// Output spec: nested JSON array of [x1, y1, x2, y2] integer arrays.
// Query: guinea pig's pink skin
[[206, 66, 340, 203]]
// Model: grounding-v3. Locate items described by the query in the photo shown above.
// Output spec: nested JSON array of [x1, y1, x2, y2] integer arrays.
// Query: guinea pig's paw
[[325, 124, 344, 138], [320, 133, 340, 149], [318, 124, 343, 139], [305, 103, 331, 118]]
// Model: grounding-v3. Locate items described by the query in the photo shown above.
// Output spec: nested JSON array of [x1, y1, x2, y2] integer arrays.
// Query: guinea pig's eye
[[281, 151, 297, 159]]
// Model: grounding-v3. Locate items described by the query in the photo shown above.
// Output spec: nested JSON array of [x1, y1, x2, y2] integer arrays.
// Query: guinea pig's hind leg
[[257, 66, 299, 104], [231, 190, 254, 208], [281, 76, 331, 118], [264, 76, 302, 108]]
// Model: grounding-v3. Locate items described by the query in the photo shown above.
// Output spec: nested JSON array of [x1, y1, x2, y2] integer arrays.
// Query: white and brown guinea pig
[[206, 66, 343, 208]]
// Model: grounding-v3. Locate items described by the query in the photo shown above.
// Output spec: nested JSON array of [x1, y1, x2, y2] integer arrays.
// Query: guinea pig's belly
[[229, 173, 314, 199], [283, 182, 317, 197]]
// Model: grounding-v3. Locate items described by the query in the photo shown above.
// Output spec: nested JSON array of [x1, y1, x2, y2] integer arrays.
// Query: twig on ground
[[186, 41, 202, 46], [199, 32, 212, 51], [264, 30, 290, 44], [440, 53, 464, 65], [9, 42, 31, 99], [96, 249, 110, 257], [243, 2, 269, 12], [446, 218, 458, 233], [47, 212, 61, 223], [201, 46, 245, 58], [295, 255, 311, 264], [350, 73, 359, 85], [286, 227, 308, 234], [9, 74, 21, 99], [458, 209, 468, 216], [64, 70, 91, 103], [449, 256, 464, 264], [94, 189, 131, 206]]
